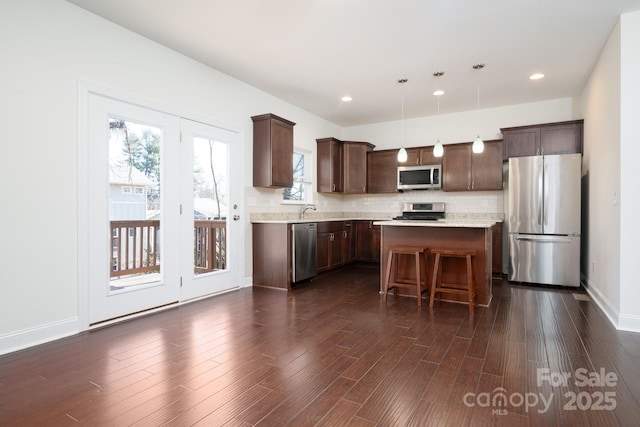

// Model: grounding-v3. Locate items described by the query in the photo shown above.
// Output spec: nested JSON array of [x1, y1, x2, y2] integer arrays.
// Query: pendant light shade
[[397, 78, 408, 162], [397, 146, 408, 162], [472, 64, 485, 154], [472, 135, 484, 153], [433, 140, 444, 157]]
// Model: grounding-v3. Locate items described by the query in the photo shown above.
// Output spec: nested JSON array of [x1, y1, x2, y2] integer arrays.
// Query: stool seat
[[429, 248, 477, 314], [382, 246, 429, 306]]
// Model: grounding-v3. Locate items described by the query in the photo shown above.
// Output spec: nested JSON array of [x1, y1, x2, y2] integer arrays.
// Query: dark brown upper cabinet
[[317, 137, 343, 193], [317, 138, 374, 193], [251, 113, 295, 188], [402, 147, 442, 166], [442, 140, 503, 191], [367, 149, 399, 193], [501, 120, 583, 159]]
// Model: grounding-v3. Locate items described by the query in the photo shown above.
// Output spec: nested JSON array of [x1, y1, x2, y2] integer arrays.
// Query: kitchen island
[[374, 219, 496, 307]]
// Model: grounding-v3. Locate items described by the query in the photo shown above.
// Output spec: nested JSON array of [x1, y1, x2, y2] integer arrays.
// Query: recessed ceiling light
[[341, 96, 352, 102], [433, 90, 445, 96], [530, 73, 545, 80]]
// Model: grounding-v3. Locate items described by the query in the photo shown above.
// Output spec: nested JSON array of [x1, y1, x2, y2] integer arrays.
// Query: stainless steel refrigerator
[[508, 153, 581, 287]]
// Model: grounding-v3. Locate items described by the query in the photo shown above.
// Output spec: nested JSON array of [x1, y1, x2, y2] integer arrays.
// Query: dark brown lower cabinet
[[356, 220, 381, 263], [317, 221, 345, 273], [492, 222, 502, 278], [252, 223, 291, 290]]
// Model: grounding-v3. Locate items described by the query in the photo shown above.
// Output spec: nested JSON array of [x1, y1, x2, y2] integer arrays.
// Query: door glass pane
[[193, 137, 228, 275], [108, 118, 162, 292]]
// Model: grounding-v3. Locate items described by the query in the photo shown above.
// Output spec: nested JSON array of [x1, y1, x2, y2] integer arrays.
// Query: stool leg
[[415, 252, 421, 306], [466, 254, 474, 314], [383, 251, 393, 302], [429, 252, 440, 308]]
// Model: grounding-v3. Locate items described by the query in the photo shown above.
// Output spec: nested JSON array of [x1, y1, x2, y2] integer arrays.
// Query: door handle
[[233, 215, 240, 221]]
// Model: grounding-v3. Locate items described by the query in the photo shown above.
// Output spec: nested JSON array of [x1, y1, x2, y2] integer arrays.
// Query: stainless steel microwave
[[397, 164, 442, 190]]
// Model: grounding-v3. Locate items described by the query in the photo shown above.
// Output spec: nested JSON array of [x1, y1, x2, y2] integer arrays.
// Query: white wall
[[580, 22, 622, 323], [619, 11, 640, 331], [0, 0, 340, 352], [581, 11, 640, 332]]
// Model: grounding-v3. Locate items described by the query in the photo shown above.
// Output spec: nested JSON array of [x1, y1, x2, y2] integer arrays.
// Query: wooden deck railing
[[110, 219, 226, 278], [194, 220, 226, 273], [111, 220, 160, 278]]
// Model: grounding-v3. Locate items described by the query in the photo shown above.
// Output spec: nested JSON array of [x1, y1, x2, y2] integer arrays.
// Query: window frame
[[282, 147, 313, 205]]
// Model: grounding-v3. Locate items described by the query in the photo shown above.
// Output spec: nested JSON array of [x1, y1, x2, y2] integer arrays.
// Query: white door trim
[[77, 80, 245, 331]]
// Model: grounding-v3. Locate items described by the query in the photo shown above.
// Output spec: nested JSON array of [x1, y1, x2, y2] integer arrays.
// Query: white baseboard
[[0, 317, 79, 355], [583, 277, 620, 328], [582, 277, 640, 332], [617, 314, 640, 333]]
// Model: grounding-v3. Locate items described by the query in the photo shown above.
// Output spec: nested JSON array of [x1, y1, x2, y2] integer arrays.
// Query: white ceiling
[[67, 0, 640, 127]]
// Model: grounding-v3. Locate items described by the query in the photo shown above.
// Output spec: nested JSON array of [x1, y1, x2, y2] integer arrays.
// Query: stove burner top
[[394, 201, 446, 221], [393, 212, 445, 221]]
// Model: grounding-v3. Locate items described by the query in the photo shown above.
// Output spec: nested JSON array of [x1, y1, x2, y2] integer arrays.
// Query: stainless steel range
[[393, 202, 446, 221]]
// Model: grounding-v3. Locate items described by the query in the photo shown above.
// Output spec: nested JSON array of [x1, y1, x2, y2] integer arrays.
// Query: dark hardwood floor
[[1, 266, 639, 426]]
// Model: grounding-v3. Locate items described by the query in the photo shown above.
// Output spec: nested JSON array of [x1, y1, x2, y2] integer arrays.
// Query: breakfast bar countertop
[[373, 219, 497, 228]]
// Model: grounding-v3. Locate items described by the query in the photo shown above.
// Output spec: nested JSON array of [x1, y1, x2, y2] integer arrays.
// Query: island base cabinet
[[379, 225, 492, 306]]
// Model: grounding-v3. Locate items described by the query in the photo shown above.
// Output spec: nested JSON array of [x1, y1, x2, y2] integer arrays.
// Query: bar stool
[[429, 249, 476, 314], [382, 246, 429, 306]]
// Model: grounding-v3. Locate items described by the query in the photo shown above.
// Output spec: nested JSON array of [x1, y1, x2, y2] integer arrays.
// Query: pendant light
[[472, 63, 485, 154], [397, 78, 408, 162], [432, 71, 444, 158]]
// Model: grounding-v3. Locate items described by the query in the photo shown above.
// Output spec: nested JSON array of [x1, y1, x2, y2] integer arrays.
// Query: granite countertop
[[251, 212, 503, 226], [251, 217, 391, 224], [373, 219, 497, 228]]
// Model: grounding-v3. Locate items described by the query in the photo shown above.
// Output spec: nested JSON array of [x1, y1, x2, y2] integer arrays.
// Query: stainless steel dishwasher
[[291, 223, 317, 283]]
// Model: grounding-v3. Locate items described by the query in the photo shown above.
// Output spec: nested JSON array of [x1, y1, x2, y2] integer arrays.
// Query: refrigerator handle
[[514, 236, 574, 244], [538, 164, 543, 226], [543, 162, 548, 227]]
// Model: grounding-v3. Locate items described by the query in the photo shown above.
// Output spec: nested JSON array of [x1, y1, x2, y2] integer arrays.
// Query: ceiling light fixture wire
[[472, 63, 485, 154], [433, 71, 444, 157], [397, 78, 408, 162]]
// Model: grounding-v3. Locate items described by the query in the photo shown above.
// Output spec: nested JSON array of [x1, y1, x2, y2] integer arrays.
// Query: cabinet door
[[356, 221, 380, 262], [491, 222, 502, 278], [419, 148, 441, 165], [367, 150, 398, 193], [370, 224, 381, 263], [502, 128, 540, 159], [317, 138, 343, 193], [471, 140, 503, 190], [252, 114, 294, 188], [316, 231, 331, 272], [330, 232, 343, 267], [540, 123, 582, 155], [270, 119, 294, 187], [342, 223, 355, 263], [442, 144, 472, 191], [343, 142, 369, 193], [402, 148, 421, 166], [400, 147, 441, 166]]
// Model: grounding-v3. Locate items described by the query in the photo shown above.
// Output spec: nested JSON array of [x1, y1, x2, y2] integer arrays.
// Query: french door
[[86, 93, 241, 325], [179, 119, 241, 301]]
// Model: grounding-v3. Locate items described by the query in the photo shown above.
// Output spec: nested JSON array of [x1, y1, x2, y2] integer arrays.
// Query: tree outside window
[[283, 150, 311, 203]]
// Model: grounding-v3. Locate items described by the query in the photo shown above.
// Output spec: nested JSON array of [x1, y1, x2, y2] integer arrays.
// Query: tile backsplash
[[246, 186, 505, 221]]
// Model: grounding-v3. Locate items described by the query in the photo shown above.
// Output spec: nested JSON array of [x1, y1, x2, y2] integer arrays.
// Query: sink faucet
[[300, 204, 317, 219]]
